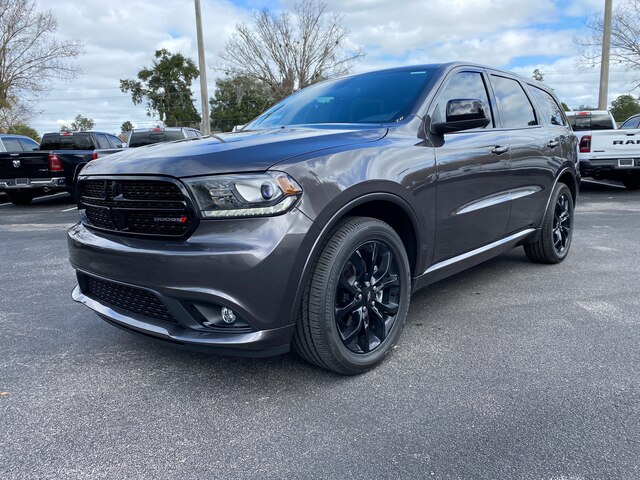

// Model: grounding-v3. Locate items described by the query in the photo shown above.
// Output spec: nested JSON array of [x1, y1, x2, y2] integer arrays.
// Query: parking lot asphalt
[[1, 182, 639, 479]]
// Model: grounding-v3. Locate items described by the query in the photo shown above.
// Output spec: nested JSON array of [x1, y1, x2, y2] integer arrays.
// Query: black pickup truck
[[0, 131, 124, 205]]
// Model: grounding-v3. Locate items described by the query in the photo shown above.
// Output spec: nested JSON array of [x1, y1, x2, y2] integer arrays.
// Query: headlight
[[184, 172, 302, 218]]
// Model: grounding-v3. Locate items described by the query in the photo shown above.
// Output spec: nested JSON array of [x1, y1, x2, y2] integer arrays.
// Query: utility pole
[[598, 0, 613, 110], [194, 0, 210, 135]]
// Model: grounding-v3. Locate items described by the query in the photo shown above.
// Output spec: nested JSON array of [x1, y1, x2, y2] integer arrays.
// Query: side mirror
[[432, 99, 491, 135]]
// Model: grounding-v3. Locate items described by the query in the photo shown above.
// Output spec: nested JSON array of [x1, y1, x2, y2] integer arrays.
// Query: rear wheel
[[7, 191, 34, 205], [524, 183, 574, 264], [293, 217, 411, 375], [623, 178, 640, 190]]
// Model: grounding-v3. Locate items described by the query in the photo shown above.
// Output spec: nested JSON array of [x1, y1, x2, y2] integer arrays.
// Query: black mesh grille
[[83, 275, 176, 323], [79, 179, 193, 237]]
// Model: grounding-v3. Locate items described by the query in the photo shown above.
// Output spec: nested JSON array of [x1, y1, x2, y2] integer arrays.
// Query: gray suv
[[68, 63, 578, 374]]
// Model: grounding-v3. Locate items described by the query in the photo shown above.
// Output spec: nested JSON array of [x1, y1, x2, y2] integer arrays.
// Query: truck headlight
[[184, 172, 302, 218]]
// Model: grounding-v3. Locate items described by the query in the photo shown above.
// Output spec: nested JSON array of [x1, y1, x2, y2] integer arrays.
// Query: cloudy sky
[[27, 0, 637, 136]]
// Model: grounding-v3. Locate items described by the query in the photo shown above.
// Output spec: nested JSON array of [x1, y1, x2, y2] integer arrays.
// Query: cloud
[[27, 0, 635, 135]]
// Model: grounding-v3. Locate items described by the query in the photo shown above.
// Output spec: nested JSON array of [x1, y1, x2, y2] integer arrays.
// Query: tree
[[561, 102, 571, 112], [120, 49, 201, 127], [7, 123, 40, 142], [0, 0, 82, 123], [121, 121, 134, 134], [575, 0, 640, 83], [610, 94, 640, 121], [576, 104, 597, 111], [209, 75, 275, 132], [60, 114, 94, 132], [221, 0, 364, 101], [532, 69, 544, 81]]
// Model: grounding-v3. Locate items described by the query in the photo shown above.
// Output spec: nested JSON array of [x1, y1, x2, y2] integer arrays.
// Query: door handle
[[491, 145, 509, 155], [547, 140, 559, 148]]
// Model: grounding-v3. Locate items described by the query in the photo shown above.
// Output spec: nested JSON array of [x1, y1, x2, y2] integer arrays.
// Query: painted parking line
[[61, 206, 78, 212], [581, 179, 626, 189]]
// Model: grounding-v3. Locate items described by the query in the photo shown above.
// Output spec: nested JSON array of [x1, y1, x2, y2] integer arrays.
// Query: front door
[[431, 70, 511, 263]]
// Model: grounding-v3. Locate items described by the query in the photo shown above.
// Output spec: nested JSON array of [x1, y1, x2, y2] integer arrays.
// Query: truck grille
[[79, 179, 193, 237], [82, 275, 177, 323]]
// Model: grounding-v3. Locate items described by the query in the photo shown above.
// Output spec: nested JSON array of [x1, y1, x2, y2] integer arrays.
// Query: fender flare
[[286, 190, 423, 326]]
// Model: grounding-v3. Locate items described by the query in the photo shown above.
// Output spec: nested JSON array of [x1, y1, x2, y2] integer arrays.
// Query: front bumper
[[0, 177, 66, 190], [68, 208, 319, 356]]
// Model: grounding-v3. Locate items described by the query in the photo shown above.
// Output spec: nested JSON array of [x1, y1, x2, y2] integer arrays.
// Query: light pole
[[598, 0, 613, 110], [194, 0, 211, 135]]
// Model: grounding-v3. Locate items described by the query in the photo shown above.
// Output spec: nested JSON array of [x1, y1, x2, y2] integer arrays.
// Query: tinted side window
[[433, 71, 493, 127], [19, 138, 39, 151], [530, 87, 567, 126], [107, 135, 122, 147], [621, 116, 640, 129], [2, 138, 24, 151], [95, 134, 111, 149], [490, 75, 537, 128]]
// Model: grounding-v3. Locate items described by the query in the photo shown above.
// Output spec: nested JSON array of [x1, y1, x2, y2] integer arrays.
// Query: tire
[[7, 191, 34, 205], [524, 182, 574, 264], [623, 178, 640, 190], [293, 217, 411, 375]]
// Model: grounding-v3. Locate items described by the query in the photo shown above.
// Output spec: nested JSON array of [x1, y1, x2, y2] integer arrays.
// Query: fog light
[[221, 306, 237, 324]]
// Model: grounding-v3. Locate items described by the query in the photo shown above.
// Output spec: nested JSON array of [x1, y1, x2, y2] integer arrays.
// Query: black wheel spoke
[[335, 299, 358, 323], [338, 275, 358, 295], [375, 274, 399, 290], [352, 250, 368, 281], [338, 309, 363, 343], [375, 300, 399, 315]]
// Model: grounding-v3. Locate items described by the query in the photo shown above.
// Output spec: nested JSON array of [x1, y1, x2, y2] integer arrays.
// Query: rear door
[[487, 75, 561, 233], [431, 69, 511, 262]]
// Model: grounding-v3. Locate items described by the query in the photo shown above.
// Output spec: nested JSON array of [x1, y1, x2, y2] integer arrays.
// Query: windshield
[[128, 130, 185, 148], [244, 69, 436, 130], [567, 114, 614, 131]]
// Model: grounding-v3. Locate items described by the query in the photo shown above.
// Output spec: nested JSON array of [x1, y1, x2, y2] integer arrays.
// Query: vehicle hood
[[81, 126, 388, 177]]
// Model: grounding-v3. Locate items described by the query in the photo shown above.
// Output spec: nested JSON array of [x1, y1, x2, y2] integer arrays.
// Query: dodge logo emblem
[[12, 160, 20, 168]]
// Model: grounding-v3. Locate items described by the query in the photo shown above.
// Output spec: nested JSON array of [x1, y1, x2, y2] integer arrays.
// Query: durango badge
[[12, 160, 20, 168]]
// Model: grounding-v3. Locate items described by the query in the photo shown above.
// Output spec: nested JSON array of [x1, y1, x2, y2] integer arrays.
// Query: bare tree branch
[[575, 0, 640, 86], [0, 0, 82, 129], [221, 0, 365, 100]]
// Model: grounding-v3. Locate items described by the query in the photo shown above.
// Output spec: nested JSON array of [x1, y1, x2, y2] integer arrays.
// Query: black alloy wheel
[[334, 241, 401, 354], [524, 182, 574, 264], [552, 193, 571, 255], [293, 216, 411, 375]]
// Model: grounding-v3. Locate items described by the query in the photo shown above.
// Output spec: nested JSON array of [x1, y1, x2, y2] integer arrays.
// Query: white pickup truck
[[566, 110, 640, 190]]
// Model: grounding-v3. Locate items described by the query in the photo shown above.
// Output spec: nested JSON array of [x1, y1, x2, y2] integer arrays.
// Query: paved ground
[[1, 183, 639, 479]]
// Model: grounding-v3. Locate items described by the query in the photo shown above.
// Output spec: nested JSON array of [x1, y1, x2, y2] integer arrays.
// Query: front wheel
[[293, 217, 411, 375], [524, 183, 574, 264]]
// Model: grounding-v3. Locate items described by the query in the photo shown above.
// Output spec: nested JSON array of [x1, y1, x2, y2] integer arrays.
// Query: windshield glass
[[567, 114, 614, 131], [244, 69, 436, 129], [128, 130, 185, 148]]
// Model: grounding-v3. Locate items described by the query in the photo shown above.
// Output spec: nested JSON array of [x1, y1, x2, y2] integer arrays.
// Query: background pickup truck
[[566, 110, 640, 190], [0, 131, 124, 205]]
